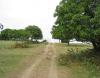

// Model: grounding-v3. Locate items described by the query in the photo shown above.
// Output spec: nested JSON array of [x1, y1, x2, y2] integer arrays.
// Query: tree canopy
[[0, 29, 30, 40], [52, 0, 100, 50], [25, 25, 43, 40], [0, 25, 43, 41]]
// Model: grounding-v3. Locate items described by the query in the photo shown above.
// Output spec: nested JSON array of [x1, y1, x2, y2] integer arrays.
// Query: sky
[[0, 0, 61, 41]]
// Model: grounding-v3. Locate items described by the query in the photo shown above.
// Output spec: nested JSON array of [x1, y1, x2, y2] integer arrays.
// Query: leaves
[[0, 25, 43, 41], [52, 0, 100, 50], [25, 25, 43, 40]]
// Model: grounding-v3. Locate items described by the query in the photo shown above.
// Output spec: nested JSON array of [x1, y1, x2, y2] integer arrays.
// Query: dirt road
[[48, 45, 58, 78], [19, 44, 58, 78]]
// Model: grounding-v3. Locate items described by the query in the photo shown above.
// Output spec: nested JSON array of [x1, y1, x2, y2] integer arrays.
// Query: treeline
[[52, 0, 100, 50], [0, 25, 43, 41]]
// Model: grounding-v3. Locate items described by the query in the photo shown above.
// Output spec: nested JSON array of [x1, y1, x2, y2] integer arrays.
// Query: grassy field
[[55, 43, 100, 78], [0, 41, 46, 78], [0, 41, 100, 78]]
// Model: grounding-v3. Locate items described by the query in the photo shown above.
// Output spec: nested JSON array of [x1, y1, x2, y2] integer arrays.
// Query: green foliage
[[51, 25, 62, 39], [52, 0, 100, 50], [25, 25, 43, 40], [51, 25, 72, 43], [0, 29, 30, 41], [0, 25, 43, 42], [57, 47, 100, 78], [0, 29, 14, 40]]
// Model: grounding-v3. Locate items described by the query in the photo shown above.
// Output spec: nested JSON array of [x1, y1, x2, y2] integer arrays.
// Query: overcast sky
[[0, 0, 61, 40]]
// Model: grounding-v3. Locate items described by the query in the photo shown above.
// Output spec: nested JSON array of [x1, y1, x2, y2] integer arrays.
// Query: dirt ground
[[8, 44, 68, 78]]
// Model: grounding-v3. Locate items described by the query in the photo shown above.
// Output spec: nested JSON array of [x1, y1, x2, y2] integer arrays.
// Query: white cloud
[[0, 0, 61, 39]]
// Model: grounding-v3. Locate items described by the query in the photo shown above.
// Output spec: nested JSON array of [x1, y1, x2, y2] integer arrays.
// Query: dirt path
[[48, 45, 58, 78], [19, 44, 58, 78]]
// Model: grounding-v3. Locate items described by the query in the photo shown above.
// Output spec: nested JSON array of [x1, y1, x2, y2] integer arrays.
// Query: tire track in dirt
[[19, 44, 58, 78], [48, 44, 58, 78], [20, 44, 50, 78]]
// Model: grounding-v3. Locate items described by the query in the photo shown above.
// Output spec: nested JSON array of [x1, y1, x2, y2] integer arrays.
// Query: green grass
[[55, 43, 100, 78], [0, 41, 16, 49], [0, 55, 25, 78], [0, 40, 45, 78]]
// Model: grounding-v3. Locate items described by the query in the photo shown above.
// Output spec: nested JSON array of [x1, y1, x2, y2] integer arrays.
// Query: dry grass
[[55, 43, 100, 78], [0, 41, 46, 78]]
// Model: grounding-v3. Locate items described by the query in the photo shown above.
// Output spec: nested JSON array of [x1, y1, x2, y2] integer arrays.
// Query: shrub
[[57, 48, 83, 65], [57, 53, 68, 65], [57, 48, 100, 77]]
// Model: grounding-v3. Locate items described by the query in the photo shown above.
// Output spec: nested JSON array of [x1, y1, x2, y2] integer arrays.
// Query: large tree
[[25, 25, 43, 41], [0, 25, 43, 41], [52, 0, 100, 50], [1, 29, 14, 40], [51, 25, 71, 44], [15, 29, 30, 41], [0, 29, 30, 41]]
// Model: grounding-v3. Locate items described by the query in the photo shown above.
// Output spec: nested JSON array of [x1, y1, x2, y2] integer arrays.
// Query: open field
[[0, 41, 16, 49], [0, 41, 46, 78], [0, 41, 59, 78], [0, 41, 100, 78]]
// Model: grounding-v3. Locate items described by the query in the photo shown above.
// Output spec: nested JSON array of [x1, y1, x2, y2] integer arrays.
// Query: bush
[[57, 48, 100, 77], [57, 53, 68, 65], [57, 48, 83, 65], [57, 48, 99, 65]]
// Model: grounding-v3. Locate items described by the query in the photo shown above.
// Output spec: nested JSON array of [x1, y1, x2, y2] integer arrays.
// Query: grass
[[0, 55, 25, 78], [55, 43, 100, 78], [0, 40, 46, 78], [0, 41, 16, 49]]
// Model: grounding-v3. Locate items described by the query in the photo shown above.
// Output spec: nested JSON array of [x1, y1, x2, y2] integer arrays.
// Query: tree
[[0, 25, 43, 42], [51, 25, 71, 44], [1, 29, 14, 40], [15, 29, 30, 41], [25, 25, 43, 41], [52, 0, 100, 50], [0, 29, 30, 41], [51, 25, 62, 40]]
